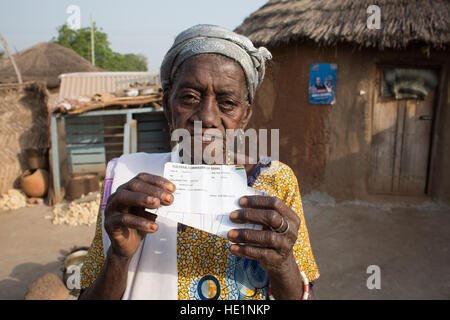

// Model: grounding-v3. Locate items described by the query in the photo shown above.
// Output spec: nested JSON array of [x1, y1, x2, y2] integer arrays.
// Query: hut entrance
[[369, 67, 438, 195]]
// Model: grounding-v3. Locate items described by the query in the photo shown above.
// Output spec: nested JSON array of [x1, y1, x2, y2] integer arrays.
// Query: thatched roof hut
[[236, 0, 450, 49], [235, 0, 450, 205], [0, 42, 102, 88]]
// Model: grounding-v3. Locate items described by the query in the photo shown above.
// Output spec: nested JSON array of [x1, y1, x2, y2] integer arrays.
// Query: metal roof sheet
[[58, 72, 160, 101]]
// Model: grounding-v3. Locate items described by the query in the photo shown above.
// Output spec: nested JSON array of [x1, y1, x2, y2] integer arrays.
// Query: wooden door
[[369, 71, 435, 195]]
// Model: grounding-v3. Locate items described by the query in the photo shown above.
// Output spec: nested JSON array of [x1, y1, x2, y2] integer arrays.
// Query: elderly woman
[[79, 25, 319, 300]]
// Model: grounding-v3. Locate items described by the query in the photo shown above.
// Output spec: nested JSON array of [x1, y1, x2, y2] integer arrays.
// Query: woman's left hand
[[227, 195, 301, 274]]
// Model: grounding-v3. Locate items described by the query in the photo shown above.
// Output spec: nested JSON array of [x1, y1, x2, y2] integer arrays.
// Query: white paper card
[[146, 162, 266, 238]]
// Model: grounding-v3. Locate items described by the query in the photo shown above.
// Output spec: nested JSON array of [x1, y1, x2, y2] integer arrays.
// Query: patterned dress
[[80, 159, 320, 299]]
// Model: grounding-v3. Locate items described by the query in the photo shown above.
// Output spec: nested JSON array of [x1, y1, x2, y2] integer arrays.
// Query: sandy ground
[[0, 198, 449, 300], [0, 204, 95, 300], [303, 198, 450, 299]]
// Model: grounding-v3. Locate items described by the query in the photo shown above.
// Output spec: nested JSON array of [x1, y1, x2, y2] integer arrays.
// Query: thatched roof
[[235, 0, 450, 49], [0, 42, 103, 88]]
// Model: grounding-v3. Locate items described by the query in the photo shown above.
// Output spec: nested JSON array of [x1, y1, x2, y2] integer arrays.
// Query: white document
[[147, 162, 266, 238]]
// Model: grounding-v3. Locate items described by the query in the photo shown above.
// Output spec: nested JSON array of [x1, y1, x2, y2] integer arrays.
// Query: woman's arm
[[79, 247, 131, 300], [267, 253, 303, 300], [79, 172, 176, 299]]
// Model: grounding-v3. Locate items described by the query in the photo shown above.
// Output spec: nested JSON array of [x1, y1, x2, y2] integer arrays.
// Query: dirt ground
[[0, 196, 449, 300], [0, 204, 95, 300], [303, 195, 450, 299]]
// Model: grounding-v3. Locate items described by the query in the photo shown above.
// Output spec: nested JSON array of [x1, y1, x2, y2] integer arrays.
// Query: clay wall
[[250, 41, 450, 204]]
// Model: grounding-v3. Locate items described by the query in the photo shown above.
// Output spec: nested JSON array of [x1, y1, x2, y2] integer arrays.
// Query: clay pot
[[62, 248, 89, 287], [65, 174, 100, 201], [20, 169, 49, 198]]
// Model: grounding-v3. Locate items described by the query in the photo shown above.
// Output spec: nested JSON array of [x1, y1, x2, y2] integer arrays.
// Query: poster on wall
[[308, 63, 337, 105]]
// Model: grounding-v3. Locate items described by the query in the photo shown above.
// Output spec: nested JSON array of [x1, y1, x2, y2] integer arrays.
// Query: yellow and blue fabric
[[80, 159, 320, 299]]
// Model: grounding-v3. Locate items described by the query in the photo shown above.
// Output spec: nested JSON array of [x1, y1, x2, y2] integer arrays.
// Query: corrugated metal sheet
[[58, 72, 160, 100]]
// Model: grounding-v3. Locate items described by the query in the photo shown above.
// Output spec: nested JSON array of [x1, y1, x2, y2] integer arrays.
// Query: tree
[[0, 50, 4, 58], [52, 24, 148, 72]]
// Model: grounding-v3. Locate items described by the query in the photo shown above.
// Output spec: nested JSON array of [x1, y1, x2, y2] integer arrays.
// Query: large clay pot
[[20, 169, 49, 198]]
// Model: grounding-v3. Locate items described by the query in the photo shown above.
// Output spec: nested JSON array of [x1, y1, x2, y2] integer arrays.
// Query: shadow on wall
[[9, 83, 50, 190]]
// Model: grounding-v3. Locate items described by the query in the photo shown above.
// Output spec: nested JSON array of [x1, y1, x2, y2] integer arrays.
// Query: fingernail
[[239, 197, 247, 206], [228, 230, 238, 239], [166, 183, 175, 192], [163, 193, 172, 202], [229, 210, 239, 219], [146, 196, 154, 205]]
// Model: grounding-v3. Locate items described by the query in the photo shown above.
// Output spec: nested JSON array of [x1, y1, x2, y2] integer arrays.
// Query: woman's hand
[[104, 173, 176, 259], [227, 195, 300, 274]]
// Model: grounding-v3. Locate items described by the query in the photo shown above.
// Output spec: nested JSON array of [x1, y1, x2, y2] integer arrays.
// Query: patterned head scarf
[[160, 24, 272, 103]]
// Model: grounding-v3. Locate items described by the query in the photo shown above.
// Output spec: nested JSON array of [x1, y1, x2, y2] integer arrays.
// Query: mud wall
[[250, 41, 450, 204], [0, 82, 49, 193]]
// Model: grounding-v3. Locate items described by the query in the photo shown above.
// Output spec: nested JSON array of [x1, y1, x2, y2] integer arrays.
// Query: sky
[[0, 0, 267, 72]]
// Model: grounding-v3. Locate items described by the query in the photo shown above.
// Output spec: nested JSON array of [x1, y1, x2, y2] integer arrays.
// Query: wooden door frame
[[369, 63, 443, 197], [427, 65, 447, 197]]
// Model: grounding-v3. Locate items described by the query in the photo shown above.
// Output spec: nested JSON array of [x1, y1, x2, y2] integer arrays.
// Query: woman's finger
[[121, 213, 159, 233], [134, 172, 176, 193], [227, 228, 290, 250], [229, 243, 282, 266], [239, 195, 301, 235], [229, 208, 283, 230], [239, 196, 288, 216], [126, 178, 174, 206], [129, 206, 158, 223], [106, 212, 159, 234], [108, 189, 161, 214]]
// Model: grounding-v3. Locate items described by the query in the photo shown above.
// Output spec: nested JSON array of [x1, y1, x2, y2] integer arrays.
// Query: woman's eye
[[182, 94, 198, 103], [220, 100, 236, 109]]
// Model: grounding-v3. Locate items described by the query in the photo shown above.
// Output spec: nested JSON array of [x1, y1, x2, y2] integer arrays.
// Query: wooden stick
[[66, 96, 162, 114], [0, 33, 22, 83]]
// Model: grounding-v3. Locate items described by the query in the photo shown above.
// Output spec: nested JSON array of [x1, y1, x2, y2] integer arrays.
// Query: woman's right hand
[[104, 173, 176, 259]]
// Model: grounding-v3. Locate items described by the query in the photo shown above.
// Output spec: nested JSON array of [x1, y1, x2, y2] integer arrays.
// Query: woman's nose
[[198, 95, 220, 128]]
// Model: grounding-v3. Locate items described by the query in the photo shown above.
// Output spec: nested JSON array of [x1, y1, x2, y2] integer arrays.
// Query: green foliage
[[52, 24, 148, 71], [0, 50, 4, 59]]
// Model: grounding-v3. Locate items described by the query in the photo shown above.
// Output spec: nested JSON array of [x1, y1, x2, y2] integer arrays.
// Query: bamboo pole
[[0, 33, 22, 83]]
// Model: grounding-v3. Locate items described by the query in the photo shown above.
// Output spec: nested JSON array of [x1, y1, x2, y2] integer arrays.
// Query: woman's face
[[164, 54, 253, 163]]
